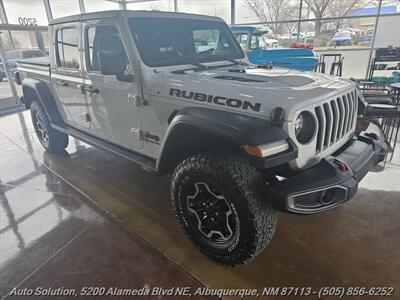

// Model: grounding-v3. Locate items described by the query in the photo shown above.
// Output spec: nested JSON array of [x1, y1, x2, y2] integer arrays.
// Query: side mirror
[[116, 72, 133, 82], [98, 51, 133, 82]]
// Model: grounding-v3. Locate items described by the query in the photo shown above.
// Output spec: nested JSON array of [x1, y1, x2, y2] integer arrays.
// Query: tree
[[245, 0, 297, 35], [303, 0, 331, 39], [327, 0, 372, 31], [304, 0, 373, 38]]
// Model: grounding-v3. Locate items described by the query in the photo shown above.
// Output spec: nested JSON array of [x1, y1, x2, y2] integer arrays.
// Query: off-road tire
[[171, 153, 277, 266], [30, 101, 68, 153]]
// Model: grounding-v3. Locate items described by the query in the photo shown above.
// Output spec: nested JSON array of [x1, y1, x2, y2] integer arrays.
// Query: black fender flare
[[22, 78, 64, 126], [156, 107, 298, 174]]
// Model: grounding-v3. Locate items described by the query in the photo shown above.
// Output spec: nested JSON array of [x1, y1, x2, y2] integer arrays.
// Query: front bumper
[[269, 123, 387, 214]]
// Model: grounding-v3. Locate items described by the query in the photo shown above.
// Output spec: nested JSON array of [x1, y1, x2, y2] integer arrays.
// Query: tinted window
[[56, 28, 80, 69], [128, 17, 244, 67], [86, 26, 128, 73]]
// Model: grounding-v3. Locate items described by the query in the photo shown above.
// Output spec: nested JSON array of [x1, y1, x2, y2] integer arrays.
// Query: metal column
[[365, 0, 383, 79], [231, 0, 235, 25], [78, 0, 86, 13], [119, 0, 127, 10], [296, 0, 303, 42], [43, 0, 53, 21]]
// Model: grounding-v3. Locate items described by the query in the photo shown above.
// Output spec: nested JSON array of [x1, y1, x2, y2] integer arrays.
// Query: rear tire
[[171, 153, 277, 266], [30, 101, 68, 153]]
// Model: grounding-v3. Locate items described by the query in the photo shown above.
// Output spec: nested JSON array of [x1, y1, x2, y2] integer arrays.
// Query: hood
[[149, 65, 355, 121]]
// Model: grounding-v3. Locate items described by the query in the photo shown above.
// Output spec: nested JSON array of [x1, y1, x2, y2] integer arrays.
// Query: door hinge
[[131, 128, 143, 141], [82, 113, 91, 122]]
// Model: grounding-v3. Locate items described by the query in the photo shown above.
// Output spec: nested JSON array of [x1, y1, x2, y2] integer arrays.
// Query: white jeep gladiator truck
[[16, 10, 386, 265]]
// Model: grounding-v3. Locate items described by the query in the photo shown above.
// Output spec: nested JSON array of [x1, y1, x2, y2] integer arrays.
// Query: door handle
[[77, 84, 99, 95], [56, 80, 68, 87]]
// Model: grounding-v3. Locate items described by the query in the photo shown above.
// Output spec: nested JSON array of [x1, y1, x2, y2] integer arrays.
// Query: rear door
[[51, 23, 90, 130], [82, 19, 143, 149]]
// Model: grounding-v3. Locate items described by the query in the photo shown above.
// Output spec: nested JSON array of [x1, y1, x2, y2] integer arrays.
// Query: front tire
[[171, 153, 277, 266], [30, 101, 68, 153]]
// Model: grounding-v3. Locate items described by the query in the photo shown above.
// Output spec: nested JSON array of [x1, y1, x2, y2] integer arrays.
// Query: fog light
[[319, 189, 335, 205]]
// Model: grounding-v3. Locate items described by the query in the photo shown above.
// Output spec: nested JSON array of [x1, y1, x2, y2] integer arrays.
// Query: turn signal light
[[243, 145, 263, 157], [367, 132, 379, 140], [243, 140, 289, 158], [333, 159, 348, 172]]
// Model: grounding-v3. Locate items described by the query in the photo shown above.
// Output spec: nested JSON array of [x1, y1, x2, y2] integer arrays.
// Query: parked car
[[303, 32, 315, 44], [0, 63, 5, 82], [280, 32, 304, 40], [231, 25, 318, 71], [5, 48, 46, 73], [359, 28, 374, 45], [330, 31, 353, 46], [17, 10, 386, 266]]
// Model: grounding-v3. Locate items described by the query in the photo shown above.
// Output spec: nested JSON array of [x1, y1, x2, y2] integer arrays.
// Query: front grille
[[315, 90, 357, 153]]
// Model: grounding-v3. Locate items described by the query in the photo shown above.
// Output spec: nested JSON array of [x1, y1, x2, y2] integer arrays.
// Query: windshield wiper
[[171, 59, 246, 74], [171, 62, 208, 74]]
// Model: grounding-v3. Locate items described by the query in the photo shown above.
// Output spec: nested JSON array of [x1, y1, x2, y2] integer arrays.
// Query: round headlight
[[294, 111, 316, 144]]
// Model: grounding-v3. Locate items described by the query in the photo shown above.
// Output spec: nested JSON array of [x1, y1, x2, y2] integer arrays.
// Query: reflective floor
[[0, 110, 399, 300]]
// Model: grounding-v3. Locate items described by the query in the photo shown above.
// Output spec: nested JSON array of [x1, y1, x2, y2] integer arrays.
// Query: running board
[[52, 124, 157, 172]]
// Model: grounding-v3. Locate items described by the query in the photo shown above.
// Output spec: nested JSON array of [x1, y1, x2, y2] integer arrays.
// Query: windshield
[[128, 17, 244, 67]]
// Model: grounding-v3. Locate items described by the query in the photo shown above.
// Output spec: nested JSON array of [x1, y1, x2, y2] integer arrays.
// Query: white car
[[16, 10, 386, 266]]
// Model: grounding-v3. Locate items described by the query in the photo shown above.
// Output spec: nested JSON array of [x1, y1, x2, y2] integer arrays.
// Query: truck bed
[[18, 56, 50, 67], [17, 56, 50, 83]]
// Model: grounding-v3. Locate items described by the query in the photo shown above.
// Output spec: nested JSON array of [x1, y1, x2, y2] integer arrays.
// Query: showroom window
[[56, 28, 80, 69], [2, 0, 48, 25], [50, 0, 81, 19], [84, 0, 120, 13]]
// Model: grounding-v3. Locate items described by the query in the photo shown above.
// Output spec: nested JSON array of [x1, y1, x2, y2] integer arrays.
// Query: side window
[[193, 29, 231, 55], [249, 35, 260, 49], [56, 28, 80, 69], [236, 33, 248, 48], [86, 26, 129, 74]]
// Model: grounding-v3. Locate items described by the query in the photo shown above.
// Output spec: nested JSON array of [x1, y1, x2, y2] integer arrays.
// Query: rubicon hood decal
[[169, 88, 262, 112]]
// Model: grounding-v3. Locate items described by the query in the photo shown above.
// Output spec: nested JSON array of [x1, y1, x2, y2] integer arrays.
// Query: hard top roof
[[49, 10, 223, 25], [230, 25, 269, 35]]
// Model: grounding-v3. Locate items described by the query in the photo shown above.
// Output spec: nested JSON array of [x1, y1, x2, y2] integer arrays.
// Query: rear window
[[56, 27, 80, 69]]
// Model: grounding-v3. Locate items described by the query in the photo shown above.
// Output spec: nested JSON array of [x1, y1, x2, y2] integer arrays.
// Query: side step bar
[[52, 124, 157, 172]]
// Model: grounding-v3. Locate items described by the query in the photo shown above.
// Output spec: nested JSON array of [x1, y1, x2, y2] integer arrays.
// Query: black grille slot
[[214, 75, 267, 83]]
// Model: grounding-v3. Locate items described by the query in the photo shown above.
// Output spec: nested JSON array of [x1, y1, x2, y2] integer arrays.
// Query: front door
[[82, 21, 143, 150], [51, 23, 90, 131]]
